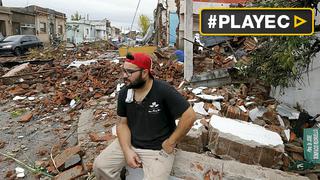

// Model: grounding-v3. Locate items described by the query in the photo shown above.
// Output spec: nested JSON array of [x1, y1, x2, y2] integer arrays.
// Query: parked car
[[0, 32, 4, 41], [0, 35, 43, 56]]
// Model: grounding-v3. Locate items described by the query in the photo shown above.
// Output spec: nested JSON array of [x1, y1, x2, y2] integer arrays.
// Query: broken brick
[[37, 148, 49, 156], [8, 86, 26, 96], [5, 170, 15, 179], [0, 140, 5, 149], [35, 160, 49, 167], [20, 83, 29, 89], [89, 132, 114, 142], [208, 116, 284, 169], [291, 152, 304, 161], [85, 162, 93, 172], [94, 92, 103, 99], [19, 113, 33, 123], [285, 143, 303, 153], [53, 165, 84, 180], [47, 165, 59, 174], [53, 146, 81, 169]]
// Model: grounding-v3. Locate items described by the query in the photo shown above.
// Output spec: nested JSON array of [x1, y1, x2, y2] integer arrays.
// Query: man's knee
[[93, 154, 104, 172]]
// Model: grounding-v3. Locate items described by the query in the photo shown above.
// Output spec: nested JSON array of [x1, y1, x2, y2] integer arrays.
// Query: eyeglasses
[[123, 68, 143, 76]]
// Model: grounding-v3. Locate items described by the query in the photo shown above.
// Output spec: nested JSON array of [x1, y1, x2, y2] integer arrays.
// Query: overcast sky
[[3, 0, 158, 31]]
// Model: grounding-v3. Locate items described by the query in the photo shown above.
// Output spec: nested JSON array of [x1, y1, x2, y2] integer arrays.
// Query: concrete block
[[172, 151, 307, 180], [177, 123, 208, 153], [208, 115, 284, 168]]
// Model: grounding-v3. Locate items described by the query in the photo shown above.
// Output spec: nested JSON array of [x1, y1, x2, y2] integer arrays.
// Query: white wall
[[271, 46, 320, 116]]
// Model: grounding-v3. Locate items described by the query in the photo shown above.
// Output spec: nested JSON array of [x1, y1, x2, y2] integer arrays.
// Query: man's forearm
[[116, 122, 132, 152], [167, 107, 196, 145]]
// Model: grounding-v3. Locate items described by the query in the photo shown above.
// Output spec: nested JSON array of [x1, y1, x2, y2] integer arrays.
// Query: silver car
[[0, 35, 43, 56]]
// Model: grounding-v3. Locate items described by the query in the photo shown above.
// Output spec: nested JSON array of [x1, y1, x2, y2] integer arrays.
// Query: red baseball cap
[[125, 53, 153, 75]]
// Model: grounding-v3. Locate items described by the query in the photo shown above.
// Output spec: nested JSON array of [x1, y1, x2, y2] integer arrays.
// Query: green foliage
[[239, 0, 320, 88], [11, 109, 26, 118], [250, 0, 305, 7], [138, 14, 151, 36]]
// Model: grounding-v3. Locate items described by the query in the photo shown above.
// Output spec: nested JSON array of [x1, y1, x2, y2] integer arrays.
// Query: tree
[[71, 11, 82, 21], [238, 0, 320, 89], [138, 14, 150, 36]]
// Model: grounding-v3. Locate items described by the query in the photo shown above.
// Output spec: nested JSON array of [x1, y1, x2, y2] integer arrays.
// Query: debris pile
[[0, 41, 317, 179], [27, 40, 118, 64], [177, 82, 319, 175]]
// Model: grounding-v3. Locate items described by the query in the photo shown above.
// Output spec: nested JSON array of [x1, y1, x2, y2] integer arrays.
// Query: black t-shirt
[[117, 79, 190, 150]]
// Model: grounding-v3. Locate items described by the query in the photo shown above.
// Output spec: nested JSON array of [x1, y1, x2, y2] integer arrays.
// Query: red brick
[[8, 86, 26, 95], [19, 113, 33, 123], [5, 170, 15, 179], [89, 132, 114, 142], [239, 111, 249, 122], [291, 152, 304, 161], [0, 140, 5, 149], [215, 137, 230, 155], [85, 162, 93, 172], [178, 128, 206, 153], [47, 165, 58, 174], [227, 141, 242, 160], [54, 165, 84, 180], [259, 147, 282, 168], [53, 146, 81, 169], [239, 145, 257, 164], [94, 92, 103, 98], [251, 147, 262, 165]]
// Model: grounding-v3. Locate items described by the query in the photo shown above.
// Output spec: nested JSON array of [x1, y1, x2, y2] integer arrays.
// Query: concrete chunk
[[172, 151, 307, 180], [178, 124, 208, 153], [208, 115, 284, 168]]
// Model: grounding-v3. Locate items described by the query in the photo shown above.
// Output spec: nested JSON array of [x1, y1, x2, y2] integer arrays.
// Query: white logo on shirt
[[148, 102, 161, 114]]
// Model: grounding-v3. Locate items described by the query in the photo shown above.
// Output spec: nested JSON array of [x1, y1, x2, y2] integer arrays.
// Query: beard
[[125, 74, 146, 89]]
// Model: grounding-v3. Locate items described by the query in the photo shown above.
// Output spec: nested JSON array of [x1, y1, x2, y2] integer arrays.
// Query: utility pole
[[184, 0, 193, 81]]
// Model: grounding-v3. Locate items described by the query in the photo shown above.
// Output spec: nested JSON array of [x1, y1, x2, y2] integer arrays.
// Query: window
[[58, 25, 63, 34], [29, 36, 38, 42], [21, 36, 30, 42], [40, 22, 46, 33], [86, 29, 89, 35]]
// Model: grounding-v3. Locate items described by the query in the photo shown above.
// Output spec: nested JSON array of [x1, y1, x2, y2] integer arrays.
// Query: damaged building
[[0, 5, 66, 43]]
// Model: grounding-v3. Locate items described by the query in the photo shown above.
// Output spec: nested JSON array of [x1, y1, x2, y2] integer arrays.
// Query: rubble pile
[[0, 42, 317, 179], [27, 40, 118, 64], [193, 37, 256, 74], [177, 82, 317, 174], [152, 59, 184, 86], [154, 37, 256, 78], [1, 61, 122, 114], [0, 59, 123, 178]]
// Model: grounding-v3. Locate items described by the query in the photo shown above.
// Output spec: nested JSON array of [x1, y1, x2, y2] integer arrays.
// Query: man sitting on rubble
[[93, 52, 196, 180]]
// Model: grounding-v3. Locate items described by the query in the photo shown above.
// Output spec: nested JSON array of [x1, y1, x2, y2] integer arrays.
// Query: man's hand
[[162, 139, 176, 154], [124, 149, 142, 168]]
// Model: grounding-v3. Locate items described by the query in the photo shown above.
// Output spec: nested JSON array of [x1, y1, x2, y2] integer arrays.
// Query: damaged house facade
[[0, 6, 12, 37], [0, 5, 66, 43], [177, 0, 247, 48], [10, 7, 36, 36], [155, 0, 247, 48], [66, 18, 117, 44], [25, 5, 66, 43]]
